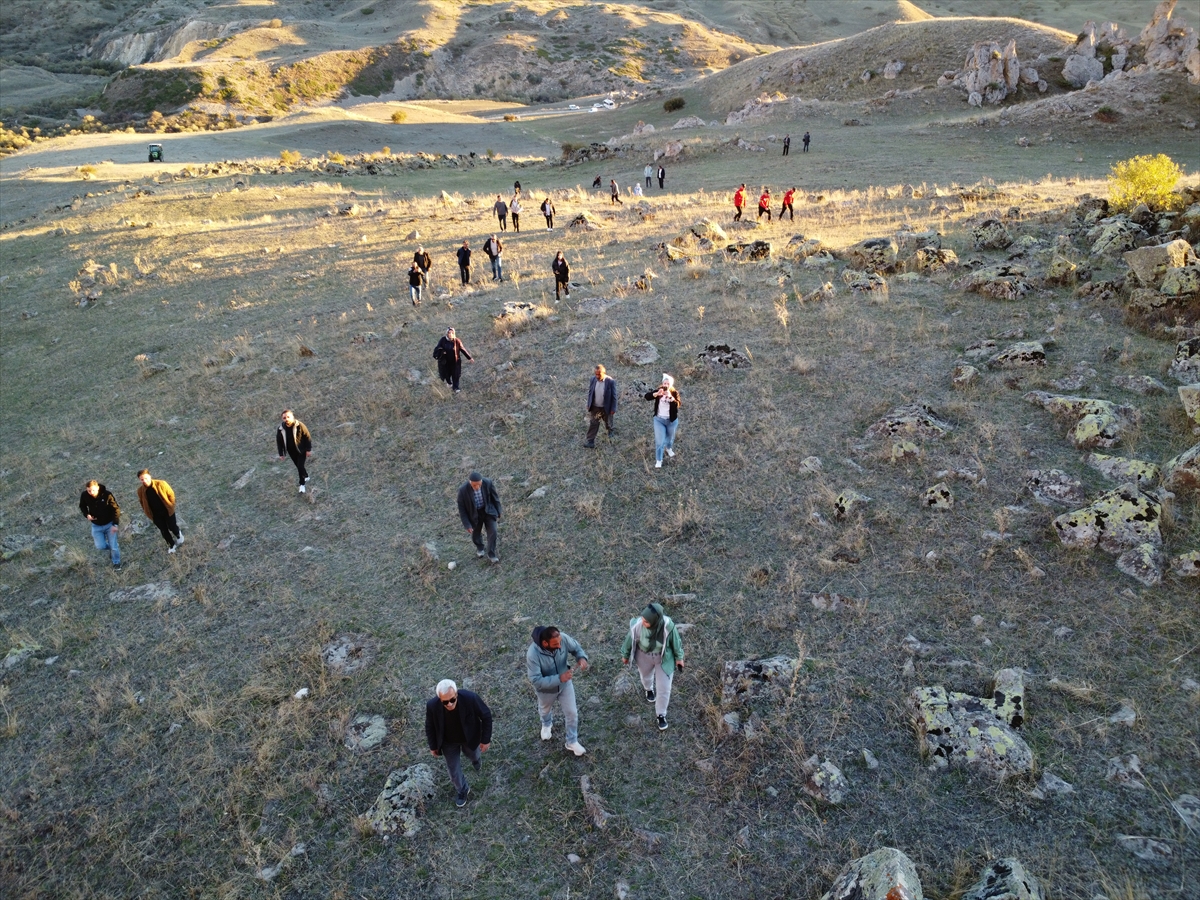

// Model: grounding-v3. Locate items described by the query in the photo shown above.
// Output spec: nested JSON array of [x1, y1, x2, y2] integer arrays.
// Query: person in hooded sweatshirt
[[620, 602, 685, 730], [525, 625, 590, 756], [79, 479, 121, 568]]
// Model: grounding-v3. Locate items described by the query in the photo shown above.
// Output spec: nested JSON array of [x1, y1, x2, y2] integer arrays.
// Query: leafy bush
[[269, 18, 282, 28], [503, 113, 518, 122], [327, 151, 345, 164], [279, 149, 301, 165], [663, 96, 685, 112], [381, 146, 391, 156], [391, 110, 407, 123], [1108, 153, 1184, 212], [561, 142, 580, 160], [1094, 105, 1119, 123]]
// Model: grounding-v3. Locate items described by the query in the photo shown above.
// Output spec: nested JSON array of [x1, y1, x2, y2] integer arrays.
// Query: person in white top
[[643, 374, 681, 468]]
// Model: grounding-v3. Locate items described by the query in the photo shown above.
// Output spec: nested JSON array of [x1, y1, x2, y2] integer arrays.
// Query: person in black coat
[[426, 679, 493, 807], [414, 246, 432, 286], [456, 240, 471, 285], [456, 471, 502, 562], [408, 262, 423, 305], [276, 409, 313, 493], [552, 250, 570, 301], [433, 327, 473, 392], [79, 479, 121, 567], [657, 164, 666, 189], [541, 196, 555, 230]]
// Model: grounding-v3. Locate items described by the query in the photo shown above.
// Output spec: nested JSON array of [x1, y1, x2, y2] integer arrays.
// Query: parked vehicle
[[148, 143, 164, 162]]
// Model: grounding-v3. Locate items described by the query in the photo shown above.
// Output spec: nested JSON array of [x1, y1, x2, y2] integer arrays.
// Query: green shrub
[[391, 110, 407, 123], [327, 151, 345, 163], [663, 96, 685, 112], [1108, 153, 1184, 212], [279, 149, 301, 165]]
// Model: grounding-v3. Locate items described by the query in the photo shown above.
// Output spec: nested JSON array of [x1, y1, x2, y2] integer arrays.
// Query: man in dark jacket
[[584, 364, 617, 448], [483, 234, 504, 281], [456, 240, 471, 285], [137, 469, 183, 553], [425, 679, 493, 807], [434, 327, 473, 392], [657, 164, 666, 189], [276, 409, 313, 493], [79, 479, 121, 568], [414, 246, 432, 286], [456, 471, 502, 563]]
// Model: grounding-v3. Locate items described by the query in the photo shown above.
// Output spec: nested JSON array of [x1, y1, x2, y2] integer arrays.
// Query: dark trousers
[[439, 361, 462, 390], [470, 514, 498, 557], [658, 177, 664, 189], [610, 192, 622, 205], [782, 144, 789, 156], [803, 141, 809, 152], [512, 213, 520, 232], [646, 176, 652, 187], [758, 207, 771, 221], [555, 278, 570, 301], [498, 215, 507, 231], [544, 214, 553, 228], [733, 205, 743, 221], [459, 265, 470, 284], [152, 513, 181, 547], [780, 202, 793, 220], [288, 449, 308, 485], [586, 407, 613, 444], [441, 743, 481, 797]]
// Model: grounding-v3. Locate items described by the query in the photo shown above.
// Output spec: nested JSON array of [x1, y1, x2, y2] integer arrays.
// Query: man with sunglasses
[[425, 679, 493, 808]]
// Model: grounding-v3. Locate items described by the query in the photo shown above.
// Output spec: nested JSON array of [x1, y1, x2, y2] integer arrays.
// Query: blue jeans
[[653, 416, 678, 463], [537, 680, 578, 745], [490, 257, 503, 280], [91, 522, 120, 565], [409, 284, 421, 304], [441, 743, 481, 798]]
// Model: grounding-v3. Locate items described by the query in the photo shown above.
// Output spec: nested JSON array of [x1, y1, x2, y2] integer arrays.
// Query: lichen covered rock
[[1160, 263, 1200, 296], [1084, 453, 1160, 486], [844, 237, 898, 272], [801, 755, 850, 804], [1169, 338, 1200, 383], [922, 482, 954, 509], [364, 764, 436, 836], [834, 489, 871, 520], [914, 246, 959, 272], [1123, 239, 1194, 288], [1053, 483, 1163, 553], [987, 341, 1046, 369], [1023, 391, 1140, 449], [910, 679, 1034, 780], [1171, 550, 1200, 578], [961, 858, 1045, 900], [1162, 442, 1200, 494], [973, 219, 1013, 250], [720, 656, 799, 705], [952, 364, 980, 388], [1115, 542, 1164, 586], [820, 847, 924, 900], [866, 402, 953, 440], [958, 263, 1030, 300], [1026, 469, 1086, 506]]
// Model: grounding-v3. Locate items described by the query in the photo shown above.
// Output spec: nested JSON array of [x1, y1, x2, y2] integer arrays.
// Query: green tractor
[[148, 143, 164, 162]]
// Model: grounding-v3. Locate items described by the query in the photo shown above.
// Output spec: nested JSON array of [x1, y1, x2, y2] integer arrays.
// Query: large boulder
[[957, 264, 1030, 300], [843, 237, 898, 272], [1062, 53, 1104, 87], [785, 234, 824, 259], [1160, 263, 1200, 295], [1085, 452, 1160, 486], [1162, 442, 1200, 494], [1169, 338, 1200, 383], [1023, 391, 1141, 449], [910, 672, 1034, 780], [1089, 217, 1146, 256], [1053, 483, 1163, 553], [1138, 0, 1198, 72], [962, 40, 1020, 104], [364, 764, 436, 836], [726, 240, 771, 261], [721, 656, 798, 706], [866, 402, 953, 440], [972, 218, 1012, 250], [1123, 239, 1194, 287], [961, 859, 1046, 900], [1179, 383, 1200, 425], [988, 341, 1046, 369], [820, 848, 924, 900], [914, 246, 959, 272], [1026, 469, 1087, 506]]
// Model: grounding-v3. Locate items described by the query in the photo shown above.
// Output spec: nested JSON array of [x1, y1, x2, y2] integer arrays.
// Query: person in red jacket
[[733, 183, 746, 221], [757, 187, 772, 221], [780, 186, 796, 221]]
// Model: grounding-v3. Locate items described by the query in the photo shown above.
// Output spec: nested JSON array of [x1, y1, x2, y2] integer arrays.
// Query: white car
[[568, 104, 580, 110], [602, 98, 616, 109]]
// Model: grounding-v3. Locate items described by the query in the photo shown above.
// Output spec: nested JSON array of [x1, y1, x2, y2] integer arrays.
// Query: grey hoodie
[[526, 626, 589, 694]]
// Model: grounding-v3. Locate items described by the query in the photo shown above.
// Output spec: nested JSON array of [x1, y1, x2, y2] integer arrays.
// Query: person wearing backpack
[[620, 602, 685, 730]]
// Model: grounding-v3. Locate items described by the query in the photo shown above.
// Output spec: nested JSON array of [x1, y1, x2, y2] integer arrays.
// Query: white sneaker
[[665, 448, 675, 458], [168, 545, 177, 554], [175, 533, 185, 545], [655, 460, 662, 468], [299, 484, 306, 494], [565, 741, 587, 757], [541, 725, 552, 741]]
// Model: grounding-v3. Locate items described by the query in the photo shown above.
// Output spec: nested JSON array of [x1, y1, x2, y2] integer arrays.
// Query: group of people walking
[[425, 602, 685, 807], [732, 183, 799, 222]]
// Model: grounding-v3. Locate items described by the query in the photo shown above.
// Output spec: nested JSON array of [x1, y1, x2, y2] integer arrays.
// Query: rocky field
[[1, 2, 1199, 899]]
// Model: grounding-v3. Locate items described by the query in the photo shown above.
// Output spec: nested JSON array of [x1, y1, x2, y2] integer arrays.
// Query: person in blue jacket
[[526, 625, 589, 756]]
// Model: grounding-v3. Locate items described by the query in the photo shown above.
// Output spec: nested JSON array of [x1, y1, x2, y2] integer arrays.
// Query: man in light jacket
[[526, 625, 589, 756], [584, 364, 617, 448]]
